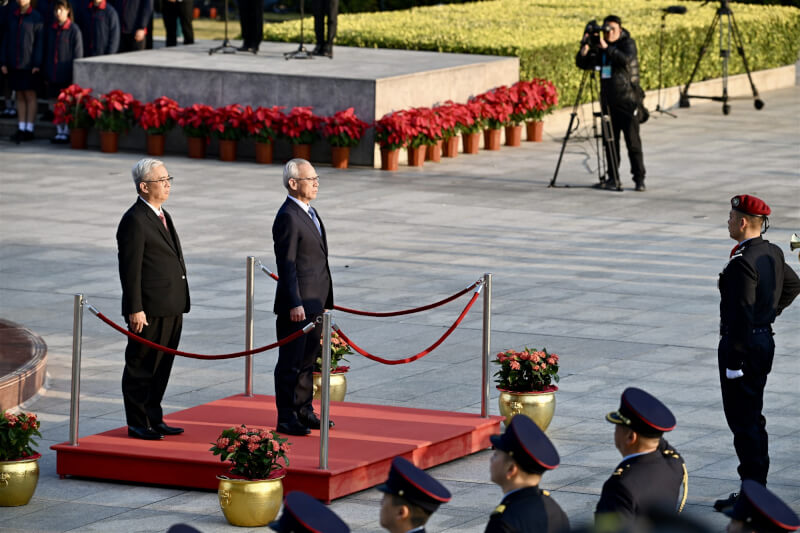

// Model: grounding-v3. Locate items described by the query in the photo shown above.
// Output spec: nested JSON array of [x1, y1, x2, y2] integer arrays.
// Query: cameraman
[[576, 15, 647, 192]]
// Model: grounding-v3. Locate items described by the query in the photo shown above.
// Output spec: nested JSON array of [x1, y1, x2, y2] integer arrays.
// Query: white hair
[[131, 158, 165, 191], [283, 158, 310, 190]]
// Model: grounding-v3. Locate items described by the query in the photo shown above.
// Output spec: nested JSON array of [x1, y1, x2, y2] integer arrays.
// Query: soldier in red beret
[[714, 195, 800, 512]]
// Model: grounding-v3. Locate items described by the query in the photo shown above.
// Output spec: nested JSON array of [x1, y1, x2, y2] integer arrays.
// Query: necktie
[[308, 207, 322, 235], [158, 212, 169, 232]]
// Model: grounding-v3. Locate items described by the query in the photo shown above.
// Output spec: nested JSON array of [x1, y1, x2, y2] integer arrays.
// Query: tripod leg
[[550, 70, 589, 187], [680, 13, 719, 107], [729, 12, 764, 110], [601, 112, 620, 190]]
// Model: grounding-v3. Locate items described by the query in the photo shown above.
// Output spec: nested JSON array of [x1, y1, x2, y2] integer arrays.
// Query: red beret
[[731, 195, 771, 217]]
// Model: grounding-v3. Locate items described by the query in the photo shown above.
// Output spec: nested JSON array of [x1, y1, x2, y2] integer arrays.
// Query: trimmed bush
[[264, 0, 800, 107]]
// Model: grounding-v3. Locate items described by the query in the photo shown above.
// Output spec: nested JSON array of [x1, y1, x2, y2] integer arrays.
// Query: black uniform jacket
[[79, 2, 120, 56], [1, 6, 43, 70], [719, 236, 800, 371], [485, 486, 570, 533], [109, 0, 151, 34], [595, 439, 685, 525], [44, 20, 83, 85], [272, 198, 333, 316], [117, 198, 190, 318]]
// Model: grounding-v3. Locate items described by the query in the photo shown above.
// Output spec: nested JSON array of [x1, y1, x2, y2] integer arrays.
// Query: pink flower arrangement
[[138, 96, 181, 135], [315, 330, 352, 374], [1, 411, 42, 461], [210, 424, 291, 480], [493, 348, 560, 393], [321, 107, 369, 147]]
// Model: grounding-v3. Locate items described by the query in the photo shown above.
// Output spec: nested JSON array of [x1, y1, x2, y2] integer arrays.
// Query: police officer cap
[[167, 525, 203, 533], [723, 480, 800, 533], [606, 387, 676, 438], [731, 194, 771, 217], [377, 456, 452, 513], [490, 414, 560, 474], [269, 491, 350, 533]]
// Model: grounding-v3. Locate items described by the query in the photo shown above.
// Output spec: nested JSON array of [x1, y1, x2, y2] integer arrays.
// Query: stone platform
[[0, 319, 47, 411], [74, 41, 519, 165]]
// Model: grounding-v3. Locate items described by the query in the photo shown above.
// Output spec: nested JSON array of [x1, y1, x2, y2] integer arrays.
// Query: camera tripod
[[284, 0, 314, 60], [550, 67, 620, 190], [679, 0, 763, 115]]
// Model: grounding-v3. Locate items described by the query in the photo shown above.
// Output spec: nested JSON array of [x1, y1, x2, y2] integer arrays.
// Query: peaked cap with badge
[[606, 387, 676, 438], [269, 491, 350, 533], [377, 456, 451, 514], [723, 480, 800, 533], [490, 414, 560, 474]]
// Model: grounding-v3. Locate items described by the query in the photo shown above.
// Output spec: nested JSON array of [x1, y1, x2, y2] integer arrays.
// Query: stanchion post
[[245, 256, 255, 397], [481, 273, 492, 418], [69, 293, 84, 446], [319, 311, 332, 470]]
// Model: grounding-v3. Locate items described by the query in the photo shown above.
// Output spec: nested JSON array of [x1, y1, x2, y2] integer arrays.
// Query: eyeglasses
[[142, 176, 174, 185], [292, 176, 320, 183]]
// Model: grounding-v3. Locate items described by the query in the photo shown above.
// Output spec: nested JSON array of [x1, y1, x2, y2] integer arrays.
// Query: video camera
[[583, 19, 611, 47]]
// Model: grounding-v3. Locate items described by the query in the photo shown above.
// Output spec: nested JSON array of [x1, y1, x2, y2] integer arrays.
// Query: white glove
[[726, 368, 744, 379]]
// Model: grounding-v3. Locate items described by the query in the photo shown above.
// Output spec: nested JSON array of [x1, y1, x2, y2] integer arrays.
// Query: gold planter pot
[[0, 455, 40, 506], [497, 389, 556, 431], [217, 475, 283, 527], [312, 372, 348, 402]]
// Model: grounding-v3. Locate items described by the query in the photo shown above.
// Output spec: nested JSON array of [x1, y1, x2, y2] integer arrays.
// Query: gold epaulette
[[663, 449, 681, 459], [492, 504, 506, 515], [612, 465, 628, 476], [542, 489, 550, 497]]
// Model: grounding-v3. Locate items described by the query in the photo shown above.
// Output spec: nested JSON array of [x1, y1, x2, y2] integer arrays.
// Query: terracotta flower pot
[[380, 147, 399, 171], [99, 131, 119, 153], [407, 145, 425, 167], [425, 139, 442, 162], [483, 128, 501, 151], [146, 133, 165, 156], [292, 143, 311, 161], [526, 120, 544, 142], [218, 139, 237, 162], [443, 135, 459, 158], [505, 124, 522, 147], [187, 136, 206, 159], [192, 6, 200, 18], [462, 132, 480, 154], [209, 7, 217, 19], [331, 146, 350, 169], [69, 127, 88, 149], [255, 141, 273, 164]]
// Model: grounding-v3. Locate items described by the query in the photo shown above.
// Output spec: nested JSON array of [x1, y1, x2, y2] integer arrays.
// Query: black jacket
[[719, 236, 800, 371], [576, 28, 640, 107], [485, 486, 570, 533], [117, 198, 190, 318], [109, 0, 151, 34], [1, 6, 43, 70], [79, 1, 120, 56], [44, 20, 82, 86]]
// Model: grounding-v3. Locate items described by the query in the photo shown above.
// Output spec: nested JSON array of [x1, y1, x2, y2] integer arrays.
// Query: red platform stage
[[52, 394, 503, 502]]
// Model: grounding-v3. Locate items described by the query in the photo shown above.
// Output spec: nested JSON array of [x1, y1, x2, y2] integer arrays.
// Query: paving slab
[[1, 75, 799, 532]]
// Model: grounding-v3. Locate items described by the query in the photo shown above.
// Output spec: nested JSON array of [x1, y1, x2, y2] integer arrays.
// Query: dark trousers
[[313, 0, 338, 49], [163, 0, 195, 46], [119, 32, 147, 52], [275, 313, 321, 423], [718, 332, 774, 485], [238, 0, 263, 49], [122, 314, 182, 428], [604, 101, 645, 184]]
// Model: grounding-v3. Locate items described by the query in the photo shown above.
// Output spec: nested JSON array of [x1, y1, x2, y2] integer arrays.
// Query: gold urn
[[217, 475, 283, 527], [498, 390, 556, 431], [312, 372, 348, 402], [0, 455, 40, 506]]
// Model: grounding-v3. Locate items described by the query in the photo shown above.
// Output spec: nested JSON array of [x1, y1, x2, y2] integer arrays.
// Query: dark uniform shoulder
[[486, 487, 569, 533]]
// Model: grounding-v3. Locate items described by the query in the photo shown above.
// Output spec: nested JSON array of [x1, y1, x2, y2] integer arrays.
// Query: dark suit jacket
[[117, 197, 190, 318], [272, 198, 333, 316]]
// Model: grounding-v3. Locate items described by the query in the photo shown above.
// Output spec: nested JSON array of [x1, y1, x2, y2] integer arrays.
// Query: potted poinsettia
[[1, 410, 42, 507], [475, 89, 512, 151], [138, 96, 180, 156], [516, 79, 559, 142], [374, 111, 412, 171], [407, 107, 444, 164], [321, 107, 369, 169], [210, 425, 290, 527], [93, 89, 141, 153], [456, 100, 485, 154], [208, 104, 247, 162], [177, 103, 215, 159], [495, 84, 528, 146], [493, 347, 560, 430], [434, 102, 461, 158], [312, 330, 352, 402], [279, 106, 322, 160], [243, 105, 284, 164], [53, 84, 100, 148]]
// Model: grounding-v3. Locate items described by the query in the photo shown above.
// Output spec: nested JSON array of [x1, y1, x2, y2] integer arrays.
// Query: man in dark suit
[[236, 0, 262, 53], [117, 158, 190, 441], [312, 0, 337, 57], [272, 158, 333, 436]]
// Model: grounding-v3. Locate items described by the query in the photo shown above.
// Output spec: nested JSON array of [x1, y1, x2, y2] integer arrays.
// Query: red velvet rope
[[91, 310, 312, 360], [259, 264, 480, 317], [332, 288, 481, 365]]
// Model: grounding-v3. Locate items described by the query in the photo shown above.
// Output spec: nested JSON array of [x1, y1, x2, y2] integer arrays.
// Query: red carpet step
[[52, 394, 503, 502]]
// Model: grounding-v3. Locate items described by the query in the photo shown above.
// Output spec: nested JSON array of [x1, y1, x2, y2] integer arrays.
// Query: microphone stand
[[655, 12, 677, 117], [284, 0, 313, 60], [209, 0, 238, 55]]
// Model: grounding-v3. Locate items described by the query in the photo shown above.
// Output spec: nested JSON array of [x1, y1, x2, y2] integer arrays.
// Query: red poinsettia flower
[[94, 89, 141, 133], [278, 106, 322, 145], [53, 84, 97, 128], [177, 103, 215, 138], [243, 105, 284, 143], [138, 96, 180, 135], [321, 107, 369, 147], [208, 104, 247, 141], [374, 111, 415, 150], [474, 88, 513, 129]]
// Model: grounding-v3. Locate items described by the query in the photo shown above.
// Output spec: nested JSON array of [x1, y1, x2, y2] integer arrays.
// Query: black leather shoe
[[237, 44, 251, 52], [10, 129, 23, 144], [713, 492, 739, 512], [128, 426, 164, 440], [635, 182, 646, 192], [300, 411, 334, 430], [153, 422, 184, 435], [276, 420, 311, 436]]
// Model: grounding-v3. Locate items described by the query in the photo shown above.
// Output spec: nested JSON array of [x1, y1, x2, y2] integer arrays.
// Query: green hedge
[[264, 0, 800, 107]]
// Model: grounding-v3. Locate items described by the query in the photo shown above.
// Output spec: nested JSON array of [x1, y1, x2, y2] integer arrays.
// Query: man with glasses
[[272, 158, 333, 436], [117, 158, 190, 440]]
